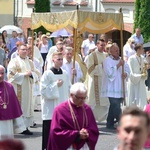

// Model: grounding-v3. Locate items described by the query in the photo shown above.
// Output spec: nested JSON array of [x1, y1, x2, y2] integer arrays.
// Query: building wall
[[101, 3, 134, 23], [11, 0, 135, 37], [100, 2, 134, 32], [17, 0, 94, 36], [0, 0, 14, 27]]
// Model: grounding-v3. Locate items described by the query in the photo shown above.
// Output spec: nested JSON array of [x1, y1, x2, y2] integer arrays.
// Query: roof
[[27, 0, 88, 6], [102, 0, 134, 3], [26, 0, 35, 5]]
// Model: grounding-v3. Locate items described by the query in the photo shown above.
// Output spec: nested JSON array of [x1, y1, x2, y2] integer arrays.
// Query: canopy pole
[[31, 7, 35, 61], [119, 8, 126, 106], [72, 28, 77, 84], [31, 30, 34, 61], [71, 4, 79, 84]]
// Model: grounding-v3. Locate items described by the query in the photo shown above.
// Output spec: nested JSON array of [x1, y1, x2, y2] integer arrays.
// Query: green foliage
[[35, 0, 50, 12], [133, 0, 141, 31], [34, 0, 50, 33], [134, 0, 150, 42]]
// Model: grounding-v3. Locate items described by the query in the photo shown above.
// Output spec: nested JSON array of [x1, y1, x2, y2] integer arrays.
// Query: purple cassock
[[47, 100, 99, 150], [0, 81, 22, 120]]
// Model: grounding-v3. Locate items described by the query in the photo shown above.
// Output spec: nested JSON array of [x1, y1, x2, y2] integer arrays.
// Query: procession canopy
[[31, 10, 123, 34]]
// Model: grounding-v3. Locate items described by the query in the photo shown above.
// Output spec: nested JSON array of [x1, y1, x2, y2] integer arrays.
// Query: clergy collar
[[50, 67, 62, 74], [110, 55, 120, 60]]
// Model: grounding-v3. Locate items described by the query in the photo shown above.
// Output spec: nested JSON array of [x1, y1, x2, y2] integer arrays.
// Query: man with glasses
[[40, 52, 70, 150], [81, 34, 96, 60], [47, 82, 99, 150], [85, 39, 109, 123], [7, 44, 39, 135]]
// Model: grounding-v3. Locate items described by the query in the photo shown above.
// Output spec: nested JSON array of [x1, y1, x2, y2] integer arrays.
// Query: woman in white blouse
[[38, 34, 48, 72], [123, 38, 136, 62]]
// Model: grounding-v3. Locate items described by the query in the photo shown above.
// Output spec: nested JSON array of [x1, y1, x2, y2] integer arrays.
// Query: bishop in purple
[[47, 82, 99, 150], [0, 65, 25, 139]]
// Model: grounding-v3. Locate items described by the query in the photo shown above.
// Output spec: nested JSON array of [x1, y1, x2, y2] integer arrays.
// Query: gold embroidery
[[88, 65, 95, 74], [88, 52, 98, 74], [94, 76, 100, 105], [88, 51, 100, 105]]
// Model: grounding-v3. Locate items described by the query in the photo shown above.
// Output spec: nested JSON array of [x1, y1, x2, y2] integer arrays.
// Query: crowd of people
[[1, 27, 150, 150]]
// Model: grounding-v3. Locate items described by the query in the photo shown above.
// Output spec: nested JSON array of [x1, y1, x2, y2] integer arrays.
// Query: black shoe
[[30, 122, 37, 128], [106, 126, 116, 130], [34, 109, 41, 112], [21, 129, 33, 135]]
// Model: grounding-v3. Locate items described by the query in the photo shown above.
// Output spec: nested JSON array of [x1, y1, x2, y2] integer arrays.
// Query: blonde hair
[[105, 43, 112, 52], [41, 34, 47, 40], [127, 38, 135, 44], [64, 47, 73, 53], [52, 52, 63, 58]]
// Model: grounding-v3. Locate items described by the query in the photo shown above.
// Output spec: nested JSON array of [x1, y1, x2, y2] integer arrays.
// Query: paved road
[[15, 111, 118, 150]]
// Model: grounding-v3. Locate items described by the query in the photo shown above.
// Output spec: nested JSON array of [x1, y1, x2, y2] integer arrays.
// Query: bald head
[[88, 34, 94, 42], [0, 65, 5, 71], [0, 65, 5, 82]]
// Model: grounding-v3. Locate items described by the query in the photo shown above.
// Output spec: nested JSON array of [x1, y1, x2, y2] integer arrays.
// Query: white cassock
[[40, 69, 70, 120], [45, 46, 57, 70], [33, 46, 44, 70], [127, 54, 147, 109], [85, 50, 109, 122], [7, 56, 39, 127], [32, 57, 42, 111], [101, 56, 130, 98], [61, 58, 83, 83], [0, 117, 25, 140]]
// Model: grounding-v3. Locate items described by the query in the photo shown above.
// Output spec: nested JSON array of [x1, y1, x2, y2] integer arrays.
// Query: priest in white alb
[[85, 39, 109, 122], [7, 44, 39, 135]]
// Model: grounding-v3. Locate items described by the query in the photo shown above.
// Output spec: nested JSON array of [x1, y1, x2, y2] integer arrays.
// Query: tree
[[134, 0, 150, 42], [34, 0, 50, 34]]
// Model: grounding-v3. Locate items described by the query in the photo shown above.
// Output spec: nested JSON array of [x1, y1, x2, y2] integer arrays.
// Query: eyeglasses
[[100, 44, 105, 46], [57, 43, 63, 45], [20, 49, 27, 51], [73, 94, 87, 100], [56, 58, 63, 61]]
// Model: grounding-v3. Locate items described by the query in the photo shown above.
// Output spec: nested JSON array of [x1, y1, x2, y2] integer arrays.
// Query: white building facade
[[12, 0, 135, 43]]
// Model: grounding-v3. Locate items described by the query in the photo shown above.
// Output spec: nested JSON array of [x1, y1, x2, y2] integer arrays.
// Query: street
[[15, 111, 118, 150]]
